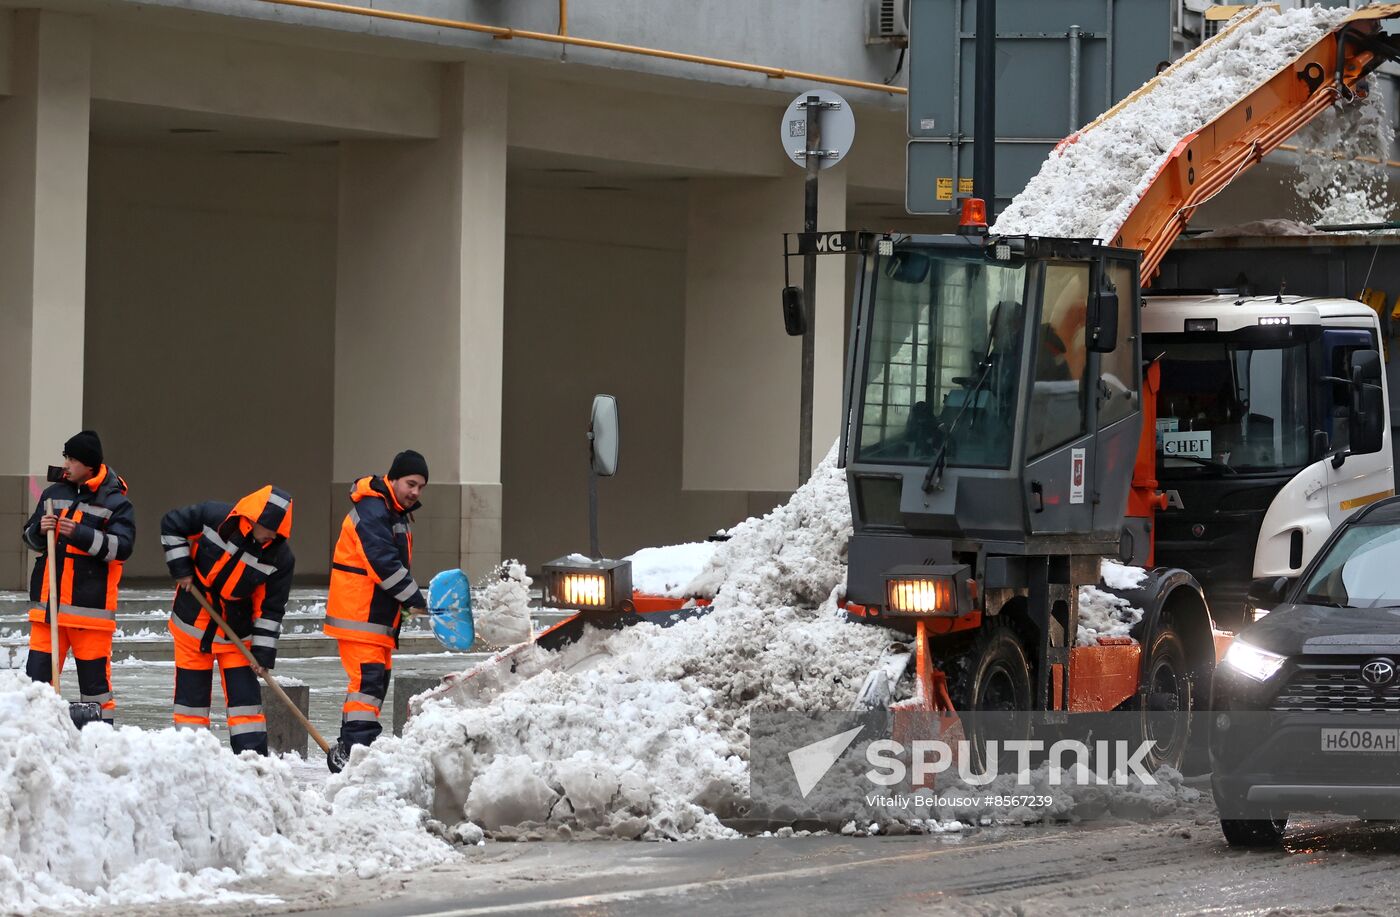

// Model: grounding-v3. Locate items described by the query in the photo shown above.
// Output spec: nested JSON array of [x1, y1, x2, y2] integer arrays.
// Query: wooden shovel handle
[[181, 584, 332, 753], [45, 499, 60, 692]]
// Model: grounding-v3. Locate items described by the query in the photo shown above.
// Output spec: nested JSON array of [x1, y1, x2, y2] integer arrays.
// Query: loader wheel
[[1134, 623, 1191, 772], [949, 620, 1033, 773]]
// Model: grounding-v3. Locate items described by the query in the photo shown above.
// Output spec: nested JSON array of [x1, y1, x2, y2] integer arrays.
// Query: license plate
[[1321, 728, 1400, 753]]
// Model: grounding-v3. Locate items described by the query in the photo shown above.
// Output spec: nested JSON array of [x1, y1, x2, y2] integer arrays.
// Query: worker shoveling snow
[[993, 5, 1354, 241]]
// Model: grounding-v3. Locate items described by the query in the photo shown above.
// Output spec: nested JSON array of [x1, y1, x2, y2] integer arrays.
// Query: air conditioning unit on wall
[[868, 0, 910, 48]]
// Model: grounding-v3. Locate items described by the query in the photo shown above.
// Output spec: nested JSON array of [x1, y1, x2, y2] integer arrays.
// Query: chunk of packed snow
[[1077, 586, 1145, 646], [626, 541, 718, 597], [0, 672, 455, 914], [472, 560, 534, 647], [1100, 559, 1149, 591], [993, 6, 1350, 241]]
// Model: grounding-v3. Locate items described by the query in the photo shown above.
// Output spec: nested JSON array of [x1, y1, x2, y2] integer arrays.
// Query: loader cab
[[842, 234, 1143, 608]]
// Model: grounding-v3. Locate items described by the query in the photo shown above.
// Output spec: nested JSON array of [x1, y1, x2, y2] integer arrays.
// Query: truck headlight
[[1223, 640, 1286, 682], [883, 564, 972, 616], [542, 557, 633, 612]]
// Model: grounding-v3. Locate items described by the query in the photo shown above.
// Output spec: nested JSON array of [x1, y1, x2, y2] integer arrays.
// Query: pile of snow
[[1077, 587, 1146, 646], [362, 447, 892, 841], [993, 6, 1350, 241], [0, 672, 454, 914], [625, 541, 718, 597], [472, 560, 533, 647]]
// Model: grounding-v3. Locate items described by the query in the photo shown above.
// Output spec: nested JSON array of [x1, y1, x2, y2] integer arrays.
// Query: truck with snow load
[[825, 4, 1400, 769]]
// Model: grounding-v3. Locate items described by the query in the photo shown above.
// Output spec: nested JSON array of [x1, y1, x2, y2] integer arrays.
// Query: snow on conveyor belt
[[992, 6, 1350, 241]]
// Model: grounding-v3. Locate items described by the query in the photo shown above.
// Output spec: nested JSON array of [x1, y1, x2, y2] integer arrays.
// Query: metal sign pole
[[799, 94, 822, 484]]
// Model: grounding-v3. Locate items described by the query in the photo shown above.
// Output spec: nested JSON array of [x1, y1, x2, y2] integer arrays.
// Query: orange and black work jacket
[[162, 486, 295, 669], [22, 465, 135, 632], [324, 475, 426, 648]]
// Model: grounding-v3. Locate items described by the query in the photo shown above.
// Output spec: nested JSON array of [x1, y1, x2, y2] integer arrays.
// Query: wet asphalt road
[[121, 808, 1400, 917]]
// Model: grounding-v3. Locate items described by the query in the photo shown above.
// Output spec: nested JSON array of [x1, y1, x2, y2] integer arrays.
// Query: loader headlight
[[1223, 639, 1286, 682], [542, 557, 633, 612], [883, 564, 972, 616]]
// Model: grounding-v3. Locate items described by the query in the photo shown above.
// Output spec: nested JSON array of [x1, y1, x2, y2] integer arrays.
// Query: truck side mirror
[[1247, 575, 1293, 613], [1349, 349, 1385, 456], [782, 286, 807, 337], [589, 394, 620, 476], [1087, 284, 1119, 353]]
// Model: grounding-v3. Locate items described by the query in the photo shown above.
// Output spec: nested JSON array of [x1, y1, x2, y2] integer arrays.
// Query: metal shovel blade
[[68, 702, 104, 729]]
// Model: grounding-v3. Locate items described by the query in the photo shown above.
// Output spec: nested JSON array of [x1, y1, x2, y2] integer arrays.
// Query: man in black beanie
[[322, 450, 429, 771], [20, 430, 135, 723]]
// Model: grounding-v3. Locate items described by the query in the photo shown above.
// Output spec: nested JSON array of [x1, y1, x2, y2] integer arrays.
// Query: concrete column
[[682, 167, 847, 492], [0, 11, 91, 588], [334, 63, 506, 583]]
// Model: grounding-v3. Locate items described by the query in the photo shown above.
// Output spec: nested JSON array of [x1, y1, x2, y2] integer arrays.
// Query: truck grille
[[1272, 663, 1400, 713]]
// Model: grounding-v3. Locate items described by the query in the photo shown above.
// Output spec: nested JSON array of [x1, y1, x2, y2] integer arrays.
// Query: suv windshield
[[1302, 524, 1400, 607], [1153, 339, 1310, 475], [856, 249, 1027, 468]]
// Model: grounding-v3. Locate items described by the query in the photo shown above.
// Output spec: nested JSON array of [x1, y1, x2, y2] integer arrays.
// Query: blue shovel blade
[[428, 568, 475, 650]]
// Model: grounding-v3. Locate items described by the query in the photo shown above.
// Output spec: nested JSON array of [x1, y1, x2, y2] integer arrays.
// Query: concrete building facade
[[0, 0, 938, 586], [0, 0, 1389, 588]]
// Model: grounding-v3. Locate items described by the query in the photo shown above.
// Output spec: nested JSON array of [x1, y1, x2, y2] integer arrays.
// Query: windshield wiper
[[923, 354, 995, 492], [1301, 595, 1345, 608], [1167, 455, 1237, 475]]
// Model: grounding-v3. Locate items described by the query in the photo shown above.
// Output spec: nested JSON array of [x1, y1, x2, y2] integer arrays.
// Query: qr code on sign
[[788, 119, 806, 138]]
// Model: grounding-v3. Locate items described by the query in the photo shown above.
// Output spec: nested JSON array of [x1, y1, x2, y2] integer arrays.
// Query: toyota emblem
[[1361, 658, 1396, 687]]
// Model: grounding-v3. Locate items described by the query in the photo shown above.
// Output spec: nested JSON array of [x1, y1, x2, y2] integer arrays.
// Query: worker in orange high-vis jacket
[[161, 486, 294, 755], [21, 431, 135, 724], [323, 450, 428, 772]]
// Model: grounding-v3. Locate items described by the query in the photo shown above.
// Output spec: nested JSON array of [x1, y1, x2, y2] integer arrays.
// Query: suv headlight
[[1223, 640, 1286, 682]]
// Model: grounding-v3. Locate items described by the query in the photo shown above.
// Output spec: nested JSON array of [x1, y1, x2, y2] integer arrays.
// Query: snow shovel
[[422, 568, 474, 651], [44, 499, 103, 729], [180, 583, 332, 755]]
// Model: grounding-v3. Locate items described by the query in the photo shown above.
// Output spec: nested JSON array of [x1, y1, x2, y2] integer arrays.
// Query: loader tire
[[948, 619, 1033, 773], [1133, 623, 1191, 773]]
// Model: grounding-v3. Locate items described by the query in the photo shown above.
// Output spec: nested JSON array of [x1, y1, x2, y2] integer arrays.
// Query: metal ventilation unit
[[868, 0, 910, 47]]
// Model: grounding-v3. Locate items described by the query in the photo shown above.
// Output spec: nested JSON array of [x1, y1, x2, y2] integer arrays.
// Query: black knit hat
[[63, 430, 103, 470], [387, 449, 429, 483]]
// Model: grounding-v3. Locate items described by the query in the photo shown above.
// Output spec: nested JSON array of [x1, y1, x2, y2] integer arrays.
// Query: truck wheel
[[1220, 816, 1286, 847], [1135, 623, 1191, 772], [949, 620, 1033, 772]]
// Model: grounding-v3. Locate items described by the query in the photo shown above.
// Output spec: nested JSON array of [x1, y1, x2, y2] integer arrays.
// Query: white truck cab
[[1140, 294, 1393, 624]]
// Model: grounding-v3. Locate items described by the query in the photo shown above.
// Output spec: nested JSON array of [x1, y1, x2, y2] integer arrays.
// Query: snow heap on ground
[[626, 541, 718, 597], [1291, 86, 1396, 225], [0, 672, 454, 914], [347, 446, 892, 841], [471, 560, 534, 647], [993, 6, 1350, 241]]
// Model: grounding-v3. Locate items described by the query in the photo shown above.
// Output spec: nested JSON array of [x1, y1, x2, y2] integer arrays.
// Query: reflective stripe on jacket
[[23, 465, 135, 632], [324, 475, 425, 648], [162, 485, 295, 669]]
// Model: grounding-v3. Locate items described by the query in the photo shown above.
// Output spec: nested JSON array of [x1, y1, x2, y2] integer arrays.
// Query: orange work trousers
[[337, 639, 392, 750], [171, 625, 268, 755], [26, 621, 115, 722]]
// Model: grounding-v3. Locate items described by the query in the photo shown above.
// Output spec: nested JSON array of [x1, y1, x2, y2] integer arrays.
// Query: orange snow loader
[[825, 4, 1400, 772]]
